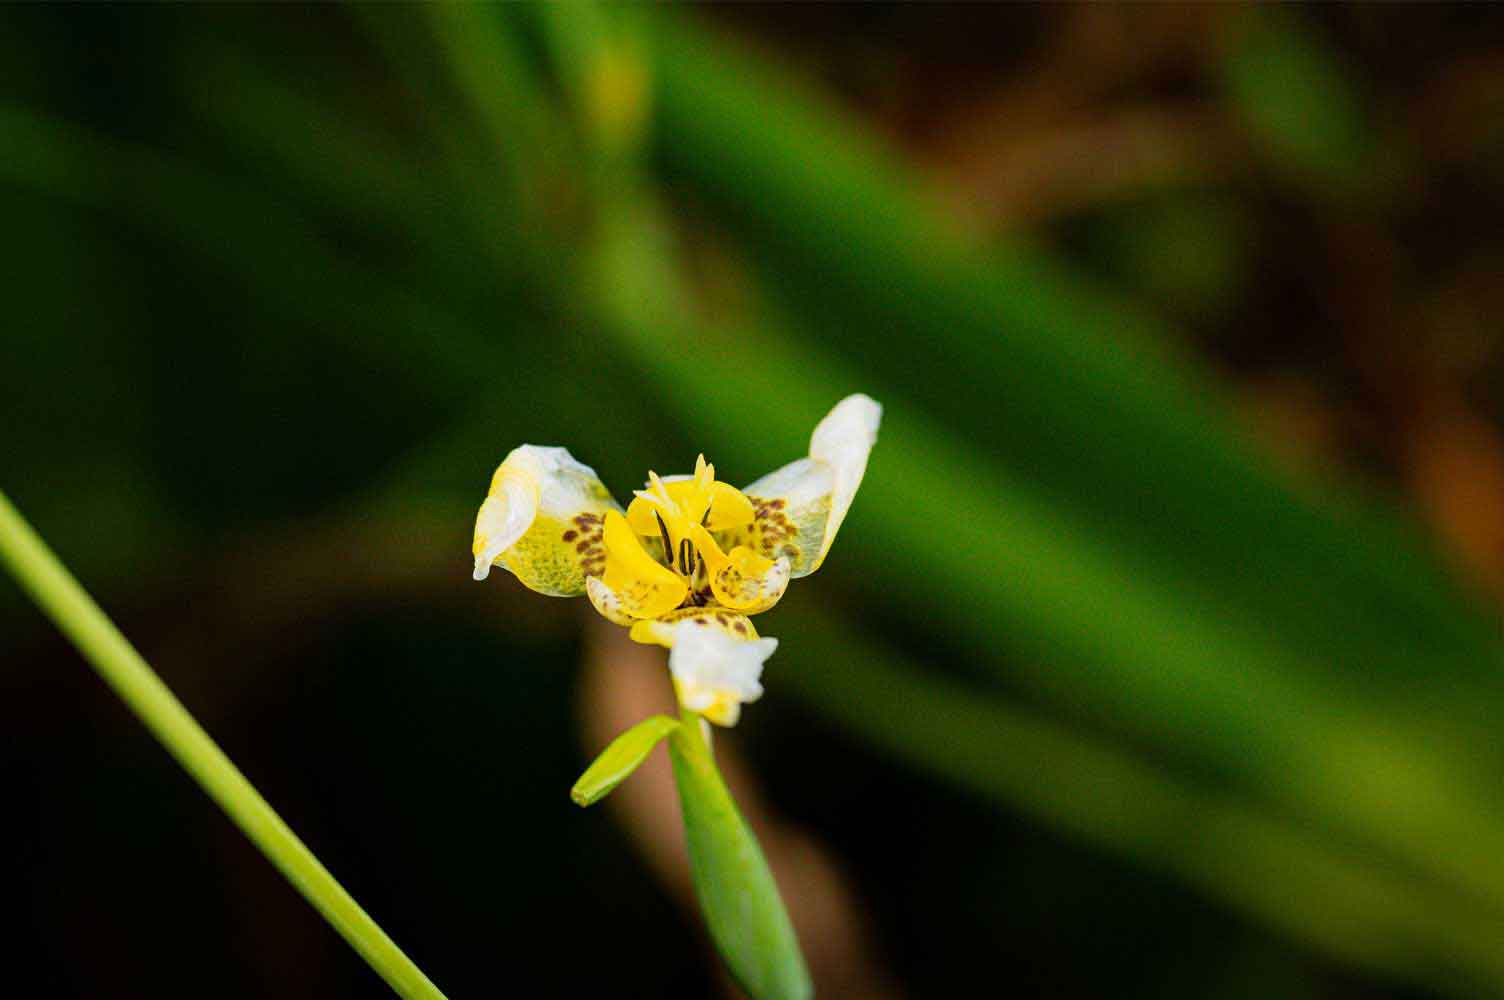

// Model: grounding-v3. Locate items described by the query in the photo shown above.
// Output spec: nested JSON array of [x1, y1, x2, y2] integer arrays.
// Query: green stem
[[0, 490, 448, 1000], [668, 708, 811, 1000]]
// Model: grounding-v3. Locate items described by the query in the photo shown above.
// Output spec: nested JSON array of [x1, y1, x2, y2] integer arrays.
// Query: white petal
[[741, 394, 881, 576], [472, 475, 537, 580], [668, 621, 777, 724], [808, 394, 882, 567], [743, 457, 833, 512], [515, 445, 615, 520]]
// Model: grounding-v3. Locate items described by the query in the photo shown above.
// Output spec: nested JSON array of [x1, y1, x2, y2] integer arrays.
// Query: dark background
[[7, 5, 1504, 997]]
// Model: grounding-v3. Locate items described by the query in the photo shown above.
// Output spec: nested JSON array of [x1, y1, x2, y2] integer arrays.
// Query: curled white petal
[[472, 473, 537, 580], [668, 621, 777, 726], [808, 394, 881, 567], [517, 445, 611, 517]]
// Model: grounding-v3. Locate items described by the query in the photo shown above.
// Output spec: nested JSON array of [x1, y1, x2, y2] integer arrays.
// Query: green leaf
[[1223, 9, 1382, 199], [668, 713, 812, 1000], [570, 714, 680, 807]]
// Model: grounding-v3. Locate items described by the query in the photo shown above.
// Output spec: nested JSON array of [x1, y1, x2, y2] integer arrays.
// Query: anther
[[654, 512, 674, 567]]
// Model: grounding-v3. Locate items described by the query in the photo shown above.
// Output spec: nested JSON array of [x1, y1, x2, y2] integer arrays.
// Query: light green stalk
[[0, 490, 447, 1000], [668, 709, 812, 1000]]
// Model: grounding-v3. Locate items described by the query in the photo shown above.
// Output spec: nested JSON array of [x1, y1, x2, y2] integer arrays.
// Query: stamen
[[647, 471, 680, 516], [694, 453, 715, 492], [654, 512, 675, 567]]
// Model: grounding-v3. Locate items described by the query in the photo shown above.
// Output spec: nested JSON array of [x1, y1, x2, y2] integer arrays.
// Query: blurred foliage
[[7, 4, 1504, 998]]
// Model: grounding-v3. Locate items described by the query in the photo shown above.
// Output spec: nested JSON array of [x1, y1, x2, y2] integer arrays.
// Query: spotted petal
[[627, 605, 761, 647], [735, 394, 881, 577], [472, 445, 619, 595], [690, 525, 790, 614]]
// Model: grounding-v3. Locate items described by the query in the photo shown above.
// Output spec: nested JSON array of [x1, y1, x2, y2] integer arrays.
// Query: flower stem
[[668, 708, 811, 1000], [0, 490, 448, 1000]]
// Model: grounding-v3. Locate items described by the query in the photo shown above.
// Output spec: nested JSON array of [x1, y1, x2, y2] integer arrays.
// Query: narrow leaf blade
[[571, 714, 680, 807]]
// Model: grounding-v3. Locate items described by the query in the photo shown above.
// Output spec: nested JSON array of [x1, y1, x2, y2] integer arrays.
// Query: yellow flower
[[472, 394, 882, 726]]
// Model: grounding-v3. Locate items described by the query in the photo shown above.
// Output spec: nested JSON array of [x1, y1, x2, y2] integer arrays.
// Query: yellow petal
[[601, 510, 688, 619], [705, 482, 755, 532], [737, 394, 881, 577], [473, 445, 618, 596], [668, 678, 741, 726], [626, 475, 754, 538], [690, 524, 789, 614], [628, 605, 760, 647], [626, 488, 677, 542]]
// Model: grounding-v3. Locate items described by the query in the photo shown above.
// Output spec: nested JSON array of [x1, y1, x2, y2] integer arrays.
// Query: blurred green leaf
[[639, 10, 1497, 699], [0, 104, 496, 400], [1223, 9, 1384, 198], [668, 712, 812, 1000], [589, 215, 1504, 973], [1085, 195, 1251, 323], [514, 15, 1504, 980], [773, 596, 1504, 998], [570, 714, 679, 807]]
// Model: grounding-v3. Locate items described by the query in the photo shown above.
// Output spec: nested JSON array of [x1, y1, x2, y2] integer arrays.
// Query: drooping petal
[[736, 394, 882, 577], [667, 619, 777, 727], [627, 605, 760, 647], [473, 445, 619, 595], [599, 510, 688, 619], [689, 524, 790, 614], [473, 483, 536, 581]]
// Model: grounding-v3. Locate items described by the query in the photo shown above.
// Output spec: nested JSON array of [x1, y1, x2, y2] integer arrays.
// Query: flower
[[472, 394, 881, 726]]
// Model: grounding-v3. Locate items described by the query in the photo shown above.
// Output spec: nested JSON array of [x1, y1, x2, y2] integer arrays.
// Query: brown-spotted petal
[[735, 394, 881, 577], [472, 445, 618, 596]]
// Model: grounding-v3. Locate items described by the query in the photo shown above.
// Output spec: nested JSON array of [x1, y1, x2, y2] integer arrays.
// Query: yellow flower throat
[[598, 455, 786, 618]]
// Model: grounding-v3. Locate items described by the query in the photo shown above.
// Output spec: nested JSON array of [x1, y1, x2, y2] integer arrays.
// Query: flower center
[[625, 454, 755, 586]]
